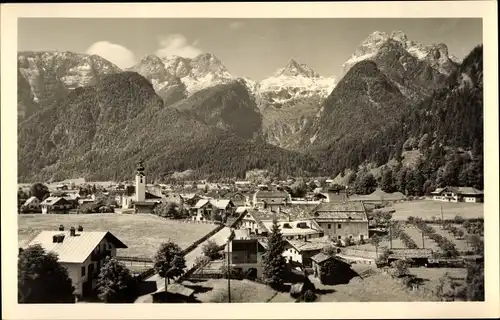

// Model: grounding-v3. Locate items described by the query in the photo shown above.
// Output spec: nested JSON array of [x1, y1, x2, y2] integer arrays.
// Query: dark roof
[[311, 252, 331, 264], [308, 201, 367, 221], [255, 190, 290, 199]]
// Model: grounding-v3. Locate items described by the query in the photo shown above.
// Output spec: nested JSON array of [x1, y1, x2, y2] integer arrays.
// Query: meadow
[[18, 213, 217, 258], [388, 201, 484, 221]]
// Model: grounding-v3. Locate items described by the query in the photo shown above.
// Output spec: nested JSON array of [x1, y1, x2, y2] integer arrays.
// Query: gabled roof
[[310, 252, 331, 264], [286, 238, 330, 252], [235, 206, 251, 214], [154, 283, 194, 297], [24, 196, 39, 205], [40, 196, 71, 206], [23, 230, 127, 263], [457, 187, 484, 195], [194, 199, 233, 209], [308, 201, 367, 221]]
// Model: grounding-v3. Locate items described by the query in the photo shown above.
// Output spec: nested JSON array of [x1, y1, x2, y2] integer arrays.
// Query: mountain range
[[17, 31, 483, 188]]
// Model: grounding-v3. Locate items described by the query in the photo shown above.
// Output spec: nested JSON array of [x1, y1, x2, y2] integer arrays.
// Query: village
[[17, 162, 485, 303]]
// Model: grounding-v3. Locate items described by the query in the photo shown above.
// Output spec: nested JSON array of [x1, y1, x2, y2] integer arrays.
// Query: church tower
[[135, 161, 146, 202]]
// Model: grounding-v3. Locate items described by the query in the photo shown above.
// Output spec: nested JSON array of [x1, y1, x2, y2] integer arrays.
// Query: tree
[[290, 178, 307, 198], [391, 259, 410, 278], [370, 234, 382, 256], [154, 202, 182, 219], [380, 167, 395, 193], [435, 272, 457, 301], [321, 245, 338, 257], [465, 261, 484, 301], [18, 244, 75, 303], [202, 240, 221, 260], [262, 218, 287, 289], [96, 257, 137, 303], [318, 177, 328, 188], [29, 183, 49, 201], [354, 171, 377, 195], [153, 242, 187, 302]]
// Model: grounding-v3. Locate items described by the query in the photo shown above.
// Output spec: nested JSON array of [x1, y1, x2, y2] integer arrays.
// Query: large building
[[20, 226, 128, 299], [308, 201, 369, 244], [430, 187, 484, 203]]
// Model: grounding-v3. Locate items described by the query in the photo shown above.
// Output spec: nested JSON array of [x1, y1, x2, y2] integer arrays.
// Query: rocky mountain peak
[[274, 59, 319, 78]]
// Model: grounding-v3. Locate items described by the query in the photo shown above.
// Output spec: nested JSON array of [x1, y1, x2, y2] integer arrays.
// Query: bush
[[303, 290, 317, 302], [202, 240, 221, 260], [391, 259, 410, 278]]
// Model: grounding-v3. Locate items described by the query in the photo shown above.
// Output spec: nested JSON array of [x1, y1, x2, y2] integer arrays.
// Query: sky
[[18, 18, 482, 80]]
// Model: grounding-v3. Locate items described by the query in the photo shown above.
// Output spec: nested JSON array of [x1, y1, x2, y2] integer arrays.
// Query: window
[[108, 244, 112, 250], [81, 266, 86, 276], [338, 235, 342, 239], [349, 235, 353, 239], [338, 224, 342, 229], [328, 224, 331, 229]]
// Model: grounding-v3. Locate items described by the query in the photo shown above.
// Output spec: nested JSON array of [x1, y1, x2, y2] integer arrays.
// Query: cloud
[[229, 21, 244, 30], [155, 34, 202, 59], [85, 41, 137, 69]]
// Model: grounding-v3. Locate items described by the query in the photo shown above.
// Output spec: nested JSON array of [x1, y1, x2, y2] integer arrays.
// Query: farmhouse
[[40, 196, 73, 214], [308, 201, 369, 244], [226, 229, 267, 279], [430, 187, 484, 203], [23, 196, 41, 212], [252, 190, 291, 211], [20, 226, 127, 298], [283, 238, 331, 267], [192, 199, 236, 222]]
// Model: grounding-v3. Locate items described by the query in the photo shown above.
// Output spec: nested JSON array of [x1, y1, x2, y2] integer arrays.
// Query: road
[[135, 226, 232, 302]]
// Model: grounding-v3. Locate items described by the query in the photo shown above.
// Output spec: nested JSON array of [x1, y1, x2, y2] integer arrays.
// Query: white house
[[430, 187, 484, 203], [21, 227, 127, 298], [283, 238, 332, 267], [261, 219, 324, 241]]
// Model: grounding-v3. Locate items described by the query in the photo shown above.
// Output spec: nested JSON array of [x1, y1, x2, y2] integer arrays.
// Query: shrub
[[391, 259, 410, 278], [303, 289, 317, 302], [202, 240, 221, 260]]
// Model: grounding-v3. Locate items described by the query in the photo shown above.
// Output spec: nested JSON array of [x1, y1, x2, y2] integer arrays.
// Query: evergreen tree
[[465, 261, 484, 301], [380, 167, 395, 193], [262, 218, 287, 290], [96, 257, 137, 303], [18, 244, 75, 303]]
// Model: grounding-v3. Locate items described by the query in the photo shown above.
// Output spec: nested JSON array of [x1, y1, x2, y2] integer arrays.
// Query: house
[[226, 229, 267, 279], [308, 202, 369, 244], [20, 227, 127, 298], [253, 190, 292, 211], [310, 252, 357, 285], [40, 197, 73, 214], [261, 219, 324, 241], [430, 187, 484, 203], [283, 238, 331, 267], [23, 196, 41, 212], [219, 191, 248, 207], [179, 193, 204, 208], [193, 199, 236, 222]]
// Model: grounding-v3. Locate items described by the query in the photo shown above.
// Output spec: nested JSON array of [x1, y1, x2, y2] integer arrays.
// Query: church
[[116, 161, 162, 214]]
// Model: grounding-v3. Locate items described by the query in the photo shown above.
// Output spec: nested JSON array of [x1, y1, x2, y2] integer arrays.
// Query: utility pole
[[389, 221, 393, 249], [421, 232, 425, 249], [227, 231, 232, 303], [440, 204, 444, 226]]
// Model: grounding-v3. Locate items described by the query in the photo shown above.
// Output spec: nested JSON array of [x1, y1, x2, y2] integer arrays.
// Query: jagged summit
[[274, 58, 319, 78], [341, 30, 458, 78]]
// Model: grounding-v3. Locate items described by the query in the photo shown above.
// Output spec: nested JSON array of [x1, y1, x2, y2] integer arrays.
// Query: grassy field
[[184, 279, 281, 303], [409, 267, 467, 295], [18, 213, 217, 258], [388, 201, 484, 221]]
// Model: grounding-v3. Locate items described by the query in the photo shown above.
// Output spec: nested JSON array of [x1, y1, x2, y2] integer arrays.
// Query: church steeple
[[135, 160, 146, 202], [136, 161, 145, 176]]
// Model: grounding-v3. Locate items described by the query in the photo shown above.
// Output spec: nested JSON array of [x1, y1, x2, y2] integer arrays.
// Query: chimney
[[70, 226, 76, 237], [59, 225, 64, 231], [77, 225, 83, 232]]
